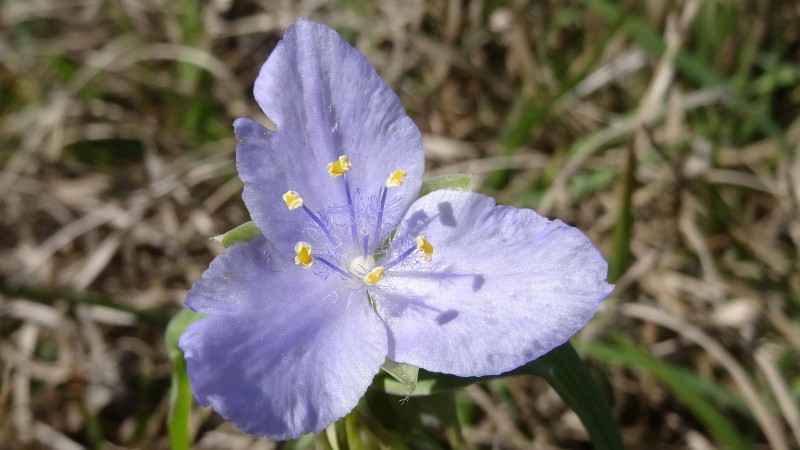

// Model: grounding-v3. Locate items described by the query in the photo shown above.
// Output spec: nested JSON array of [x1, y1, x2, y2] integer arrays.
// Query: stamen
[[295, 240, 352, 279], [325, 155, 359, 246], [301, 205, 336, 245], [327, 155, 352, 177], [363, 266, 385, 285], [384, 245, 416, 270], [316, 255, 353, 279], [384, 235, 434, 269], [373, 187, 388, 246], [344, 177, 359, 246], [416, 235, 434, 262], [282, 190, 303, 209], [294, 242, 313, 267], [373, 169, 405, 246], [386, 170, 406, 187], [282, 190, 336, 245]]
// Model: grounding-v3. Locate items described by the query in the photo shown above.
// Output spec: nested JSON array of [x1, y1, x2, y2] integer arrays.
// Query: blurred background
[[2, 0, 799, 448]]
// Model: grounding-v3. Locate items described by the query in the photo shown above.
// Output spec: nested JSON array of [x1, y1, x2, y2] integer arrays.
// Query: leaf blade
[[381, 343, 625, 449], [165, 309, 204, 450], [211, 221, 261, 247], [419, 174, 474, 197]]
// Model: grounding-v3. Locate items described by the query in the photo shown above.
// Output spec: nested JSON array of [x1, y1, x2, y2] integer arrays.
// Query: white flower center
[[347, 254, 375, 278], [282, 154, 433, 286]]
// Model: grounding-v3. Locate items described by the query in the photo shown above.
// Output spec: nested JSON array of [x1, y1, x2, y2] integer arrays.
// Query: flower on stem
[[178, 18, 613, 441]]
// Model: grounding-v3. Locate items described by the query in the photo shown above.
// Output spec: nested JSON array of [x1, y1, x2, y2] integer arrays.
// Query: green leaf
[[380, 359, 419, 396], [344, 412, 373, 450], [165, 309, 204, 450], [418, 174, 473, 197], [282, 434, 317, 450], [583, 334, 751, 450], [166, 309, 203, 360], [609, 140, 635, 283], [211, 221, 261, 247], [381, 343, 624, 449], [361, 390, 456, 449], [533, 342, 625, 450]]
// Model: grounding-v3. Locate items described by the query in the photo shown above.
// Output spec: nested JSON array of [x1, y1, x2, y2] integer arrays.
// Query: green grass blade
[[500, 12, 626, 154], [583, 0, 720, 86], [609, 139, 636, 282], [583, 334, 751, 450], [165, 309, 204, 450], [584, 0, 791, 154], [530, 343, 625, 450], [166, 219, 254, 447], [382, 343, 624, 449]]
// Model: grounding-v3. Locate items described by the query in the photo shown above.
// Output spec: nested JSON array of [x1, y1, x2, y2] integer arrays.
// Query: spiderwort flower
[[178, 18, 613, 440]]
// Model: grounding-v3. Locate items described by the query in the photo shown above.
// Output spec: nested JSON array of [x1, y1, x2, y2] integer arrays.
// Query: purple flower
[[178, 18, 613, 440]]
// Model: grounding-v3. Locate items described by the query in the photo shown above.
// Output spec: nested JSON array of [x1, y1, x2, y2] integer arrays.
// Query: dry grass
[[1, 0, 799, 448]]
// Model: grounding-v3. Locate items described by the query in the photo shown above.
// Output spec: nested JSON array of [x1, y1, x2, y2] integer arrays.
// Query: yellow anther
[[283, 190, 304, 210], [363, 266, 385, 285], [327, 155, 352, 177], [386, 169, 406, 187], [294, 242, 313, 267], [416, 236, 434, 262]]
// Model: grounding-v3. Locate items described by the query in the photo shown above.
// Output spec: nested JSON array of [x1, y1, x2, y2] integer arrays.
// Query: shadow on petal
[[435, 309, 459, 325], [437, 201, 457, 227]]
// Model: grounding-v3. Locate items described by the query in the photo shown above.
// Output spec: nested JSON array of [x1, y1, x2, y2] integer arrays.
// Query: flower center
[[282, 155, 434, 286], [348, 254, 375, 278]]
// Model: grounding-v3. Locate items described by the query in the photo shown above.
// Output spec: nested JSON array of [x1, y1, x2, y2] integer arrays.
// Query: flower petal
[[374, 190, 613, 377], [237, 18, 424, 256], [179, 236, 388, 439]]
